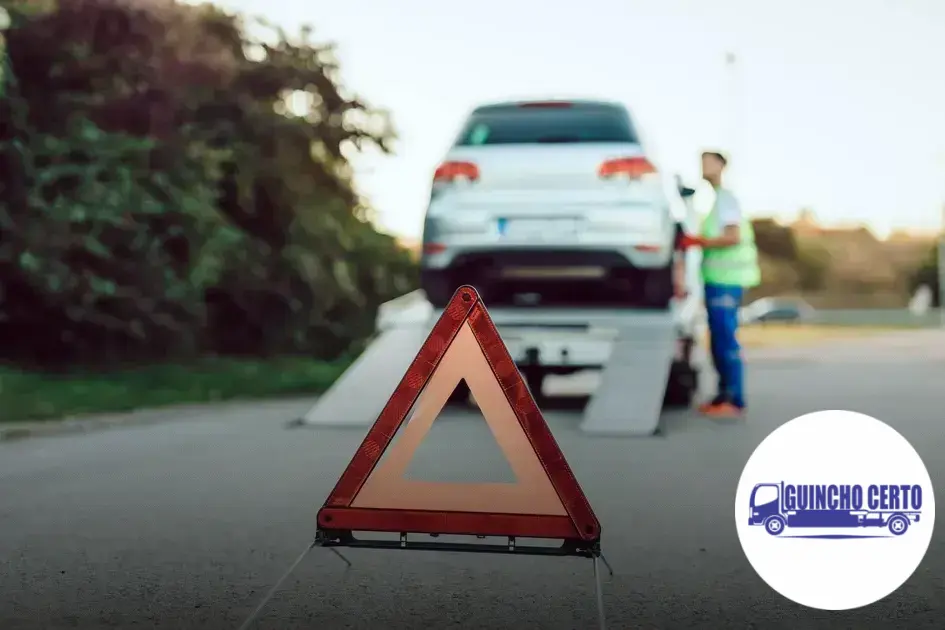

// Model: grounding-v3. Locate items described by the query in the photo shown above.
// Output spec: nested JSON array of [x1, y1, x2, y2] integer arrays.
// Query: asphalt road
[[2, 332, 945, 630]]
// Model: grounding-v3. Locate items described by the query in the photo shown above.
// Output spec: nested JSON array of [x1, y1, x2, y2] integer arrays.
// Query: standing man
[[679, 151, 761, 418]]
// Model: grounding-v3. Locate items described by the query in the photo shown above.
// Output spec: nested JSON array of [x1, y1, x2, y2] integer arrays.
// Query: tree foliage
[[909, 245, 941, 307], [794, 242, 831, 291], [0, 0, 417, 368], [751, 218, 798, 261]]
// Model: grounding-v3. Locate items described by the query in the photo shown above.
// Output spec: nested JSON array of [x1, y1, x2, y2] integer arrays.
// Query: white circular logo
[[735, 410, 935, 610]]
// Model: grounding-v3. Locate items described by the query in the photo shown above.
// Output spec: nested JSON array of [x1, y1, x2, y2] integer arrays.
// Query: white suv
[[420, 99, 688, 309]]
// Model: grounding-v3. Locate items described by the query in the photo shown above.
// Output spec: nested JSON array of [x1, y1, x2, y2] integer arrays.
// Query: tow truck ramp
[[579, 313, 676, 436], [300, 290, 697, 437], [299, 324, 432, 429]]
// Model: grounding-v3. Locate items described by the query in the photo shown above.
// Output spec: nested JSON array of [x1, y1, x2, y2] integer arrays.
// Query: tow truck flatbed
[[300, 287, 706, 437]]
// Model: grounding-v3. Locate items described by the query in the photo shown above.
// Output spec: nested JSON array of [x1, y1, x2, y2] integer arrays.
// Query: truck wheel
[[663, 360, 697, 408], [445, 379, 471, 407], [518, 366, 545, 401], [421, 269, 455, 308], [888, 515, 909, 536], [641, 264, 674, 310], [764, 515, 786, 536]]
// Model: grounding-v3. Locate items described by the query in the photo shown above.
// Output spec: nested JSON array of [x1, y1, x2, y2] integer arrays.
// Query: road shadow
[[531, 394, 592, 411], [288, 392, 741, 438], [450, 393, 737, 439], [660, 407, 746, 436]]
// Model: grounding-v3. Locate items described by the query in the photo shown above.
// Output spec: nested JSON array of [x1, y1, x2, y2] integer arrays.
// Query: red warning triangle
[[317, 285, 601, 543]]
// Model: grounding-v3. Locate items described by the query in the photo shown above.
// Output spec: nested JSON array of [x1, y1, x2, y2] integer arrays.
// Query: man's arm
[[701, 224, 741, 249], [701, 190, 742, 249]]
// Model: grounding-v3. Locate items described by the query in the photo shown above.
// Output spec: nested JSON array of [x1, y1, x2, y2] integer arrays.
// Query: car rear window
[[455, 104, 638, 146]]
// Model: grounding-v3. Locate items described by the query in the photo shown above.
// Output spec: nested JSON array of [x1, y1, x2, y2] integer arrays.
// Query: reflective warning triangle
[[316, 285, 600, 543]]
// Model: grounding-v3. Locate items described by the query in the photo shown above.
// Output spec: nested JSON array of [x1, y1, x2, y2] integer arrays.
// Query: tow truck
[[299, 214, 707, 437], [299, 99, 712, 436]]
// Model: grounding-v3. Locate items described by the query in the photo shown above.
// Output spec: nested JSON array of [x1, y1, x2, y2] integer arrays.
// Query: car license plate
[[500, 266, 606, 279], [497, 218, 577, 239]]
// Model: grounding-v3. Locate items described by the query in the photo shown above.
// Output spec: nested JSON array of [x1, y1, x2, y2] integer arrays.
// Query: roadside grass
[[0, 356, 352, 423], [737, 323, 912, 348], [0, 324, 925, 423]]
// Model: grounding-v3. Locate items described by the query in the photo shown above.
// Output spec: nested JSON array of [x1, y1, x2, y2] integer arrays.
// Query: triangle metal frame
[[316, 285, 601, 552]]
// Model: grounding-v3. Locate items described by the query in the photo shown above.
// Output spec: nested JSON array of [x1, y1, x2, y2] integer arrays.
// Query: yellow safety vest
[[700, 192, 761, 288]]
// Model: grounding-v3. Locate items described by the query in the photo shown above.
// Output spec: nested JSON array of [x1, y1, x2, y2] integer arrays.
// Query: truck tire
[[421, 269, 455, 308], [445, 379, 471, 407], [521, 366, 545, 400], [664, 360, 697, 408], [641, 263, 674, 310], [764, 515, 786, 536], [888, 515, 909, 536]]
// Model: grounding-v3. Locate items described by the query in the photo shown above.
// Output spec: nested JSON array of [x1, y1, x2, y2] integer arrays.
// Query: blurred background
[[1, 0, 943, 423]]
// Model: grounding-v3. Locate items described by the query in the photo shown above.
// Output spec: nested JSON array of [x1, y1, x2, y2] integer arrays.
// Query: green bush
[[752, 218, 799, 261], [795, 242, 831, 291], [909, 245, 941, 307], [0, 0, 418, 370]]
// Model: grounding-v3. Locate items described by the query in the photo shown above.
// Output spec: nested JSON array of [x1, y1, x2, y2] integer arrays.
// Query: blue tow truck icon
[[749, 482, 923, 537]]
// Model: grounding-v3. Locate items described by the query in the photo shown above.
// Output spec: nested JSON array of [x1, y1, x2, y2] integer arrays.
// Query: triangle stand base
[[315, 528, 613, 629], [316, 528, 601, 558]]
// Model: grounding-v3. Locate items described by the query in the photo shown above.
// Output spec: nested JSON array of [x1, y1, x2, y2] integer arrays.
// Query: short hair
[[702, 151, 728, 166]]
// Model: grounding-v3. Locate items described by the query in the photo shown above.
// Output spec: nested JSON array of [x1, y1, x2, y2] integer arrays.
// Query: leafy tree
[[751, 218, 798, 261], [0, 0, 416, 368], [909, 245, 941, 307], [795, 242, 831, 291]]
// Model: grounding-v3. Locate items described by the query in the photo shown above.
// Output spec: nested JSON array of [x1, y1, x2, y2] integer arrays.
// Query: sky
[[205, 0, 945, 239]]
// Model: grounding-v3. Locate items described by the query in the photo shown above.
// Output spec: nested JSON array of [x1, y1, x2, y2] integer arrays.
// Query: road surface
[[1, 332, 944, 629]]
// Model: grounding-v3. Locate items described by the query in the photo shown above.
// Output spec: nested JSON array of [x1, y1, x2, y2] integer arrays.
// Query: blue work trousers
[[705, 283, 746, 408]]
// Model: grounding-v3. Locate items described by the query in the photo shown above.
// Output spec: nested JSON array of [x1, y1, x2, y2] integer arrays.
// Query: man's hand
[[678, 234, 705, 250]]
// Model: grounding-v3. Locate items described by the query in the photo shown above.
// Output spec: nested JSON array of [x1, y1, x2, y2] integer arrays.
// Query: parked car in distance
[[740, 297, 815, 324], [419, 98, 688, 309]]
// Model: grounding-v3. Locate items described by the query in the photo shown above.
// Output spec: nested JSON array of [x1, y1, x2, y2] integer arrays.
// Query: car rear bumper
[[421, 195, 676, 271], [422, 243, 672, 271], [421, 249, 674, 308]]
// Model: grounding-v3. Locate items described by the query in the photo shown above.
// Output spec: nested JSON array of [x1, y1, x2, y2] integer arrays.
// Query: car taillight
[[598, 157, 657, 180], [433, 161, 479, 183]]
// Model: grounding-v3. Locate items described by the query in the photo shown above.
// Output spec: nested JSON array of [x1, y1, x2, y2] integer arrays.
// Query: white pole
[[723, 52, 738, 183], [939, 203, 945, 328]]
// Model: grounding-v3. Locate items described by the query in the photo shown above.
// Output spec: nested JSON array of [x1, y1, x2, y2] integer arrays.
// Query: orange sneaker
[[701, 402, 745, 418], [698, 396, 727, 413]]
